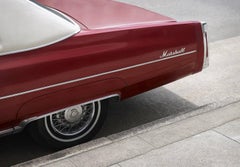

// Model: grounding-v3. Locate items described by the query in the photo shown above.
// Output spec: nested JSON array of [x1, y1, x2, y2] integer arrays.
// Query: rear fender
[[17, 78, 125, 122]]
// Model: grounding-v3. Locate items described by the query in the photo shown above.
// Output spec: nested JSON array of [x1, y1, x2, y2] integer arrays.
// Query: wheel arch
[[16, 78, 124, 130]]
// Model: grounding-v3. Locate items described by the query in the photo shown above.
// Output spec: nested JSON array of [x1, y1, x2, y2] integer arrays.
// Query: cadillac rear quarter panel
[[0, 21, 204, 130]]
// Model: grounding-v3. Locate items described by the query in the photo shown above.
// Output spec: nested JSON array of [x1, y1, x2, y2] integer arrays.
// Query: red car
[[0, 0, 208, 149]]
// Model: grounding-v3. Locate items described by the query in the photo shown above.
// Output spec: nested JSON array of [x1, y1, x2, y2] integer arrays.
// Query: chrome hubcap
[[48, 102, 96, 136], [64, 106, 83, 123]]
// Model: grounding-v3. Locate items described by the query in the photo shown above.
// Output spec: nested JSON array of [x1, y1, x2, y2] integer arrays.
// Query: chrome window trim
[[0, 50, 197, 100]]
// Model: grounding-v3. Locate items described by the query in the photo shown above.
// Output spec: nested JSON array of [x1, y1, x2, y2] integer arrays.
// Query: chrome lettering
[[161, 48, 186, 58]]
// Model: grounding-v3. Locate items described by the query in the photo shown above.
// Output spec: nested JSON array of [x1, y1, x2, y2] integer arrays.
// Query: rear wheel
[[28, 100, 108, 149]]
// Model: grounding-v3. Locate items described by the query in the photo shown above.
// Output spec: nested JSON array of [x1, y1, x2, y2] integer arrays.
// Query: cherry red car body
[[0, 0, 208, 148]]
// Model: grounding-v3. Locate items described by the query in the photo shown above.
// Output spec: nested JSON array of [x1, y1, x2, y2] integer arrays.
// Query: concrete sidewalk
[[16, 100, 240, 167]]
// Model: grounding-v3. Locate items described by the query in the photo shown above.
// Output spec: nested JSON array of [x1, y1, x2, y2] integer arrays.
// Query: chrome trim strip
[[0, 128, 14, 137], [0, 50, 196, 100], [201, 22, 209, 69]]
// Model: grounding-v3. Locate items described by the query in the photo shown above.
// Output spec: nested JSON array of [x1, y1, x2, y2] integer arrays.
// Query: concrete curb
[[14, 97, 240, 167]]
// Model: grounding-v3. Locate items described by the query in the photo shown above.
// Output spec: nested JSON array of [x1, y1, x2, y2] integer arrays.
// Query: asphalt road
[[1, 1, 240, 166]]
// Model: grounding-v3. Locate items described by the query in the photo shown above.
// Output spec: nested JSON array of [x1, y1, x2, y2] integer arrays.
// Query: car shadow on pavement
[[97, 87, 198, 137], [0, 87, 198, 167]]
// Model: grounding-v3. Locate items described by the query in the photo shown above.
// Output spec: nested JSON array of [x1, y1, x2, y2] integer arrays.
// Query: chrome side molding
[[0, 128, 14, 137]]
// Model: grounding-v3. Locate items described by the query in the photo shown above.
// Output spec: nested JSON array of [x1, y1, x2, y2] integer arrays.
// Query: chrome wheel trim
[[49, 103, 95, 136], [44, 101, 101, 142]]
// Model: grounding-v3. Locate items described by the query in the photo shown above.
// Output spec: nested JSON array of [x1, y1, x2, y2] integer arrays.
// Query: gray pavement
[[16, 98, 240, 167]]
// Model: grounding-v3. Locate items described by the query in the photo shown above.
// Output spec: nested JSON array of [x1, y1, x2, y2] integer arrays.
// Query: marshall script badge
[[161, 48, 186, 59]]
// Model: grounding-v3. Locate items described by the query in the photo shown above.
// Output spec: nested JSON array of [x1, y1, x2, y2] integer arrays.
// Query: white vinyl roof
[[0, 0, 80, 56]]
